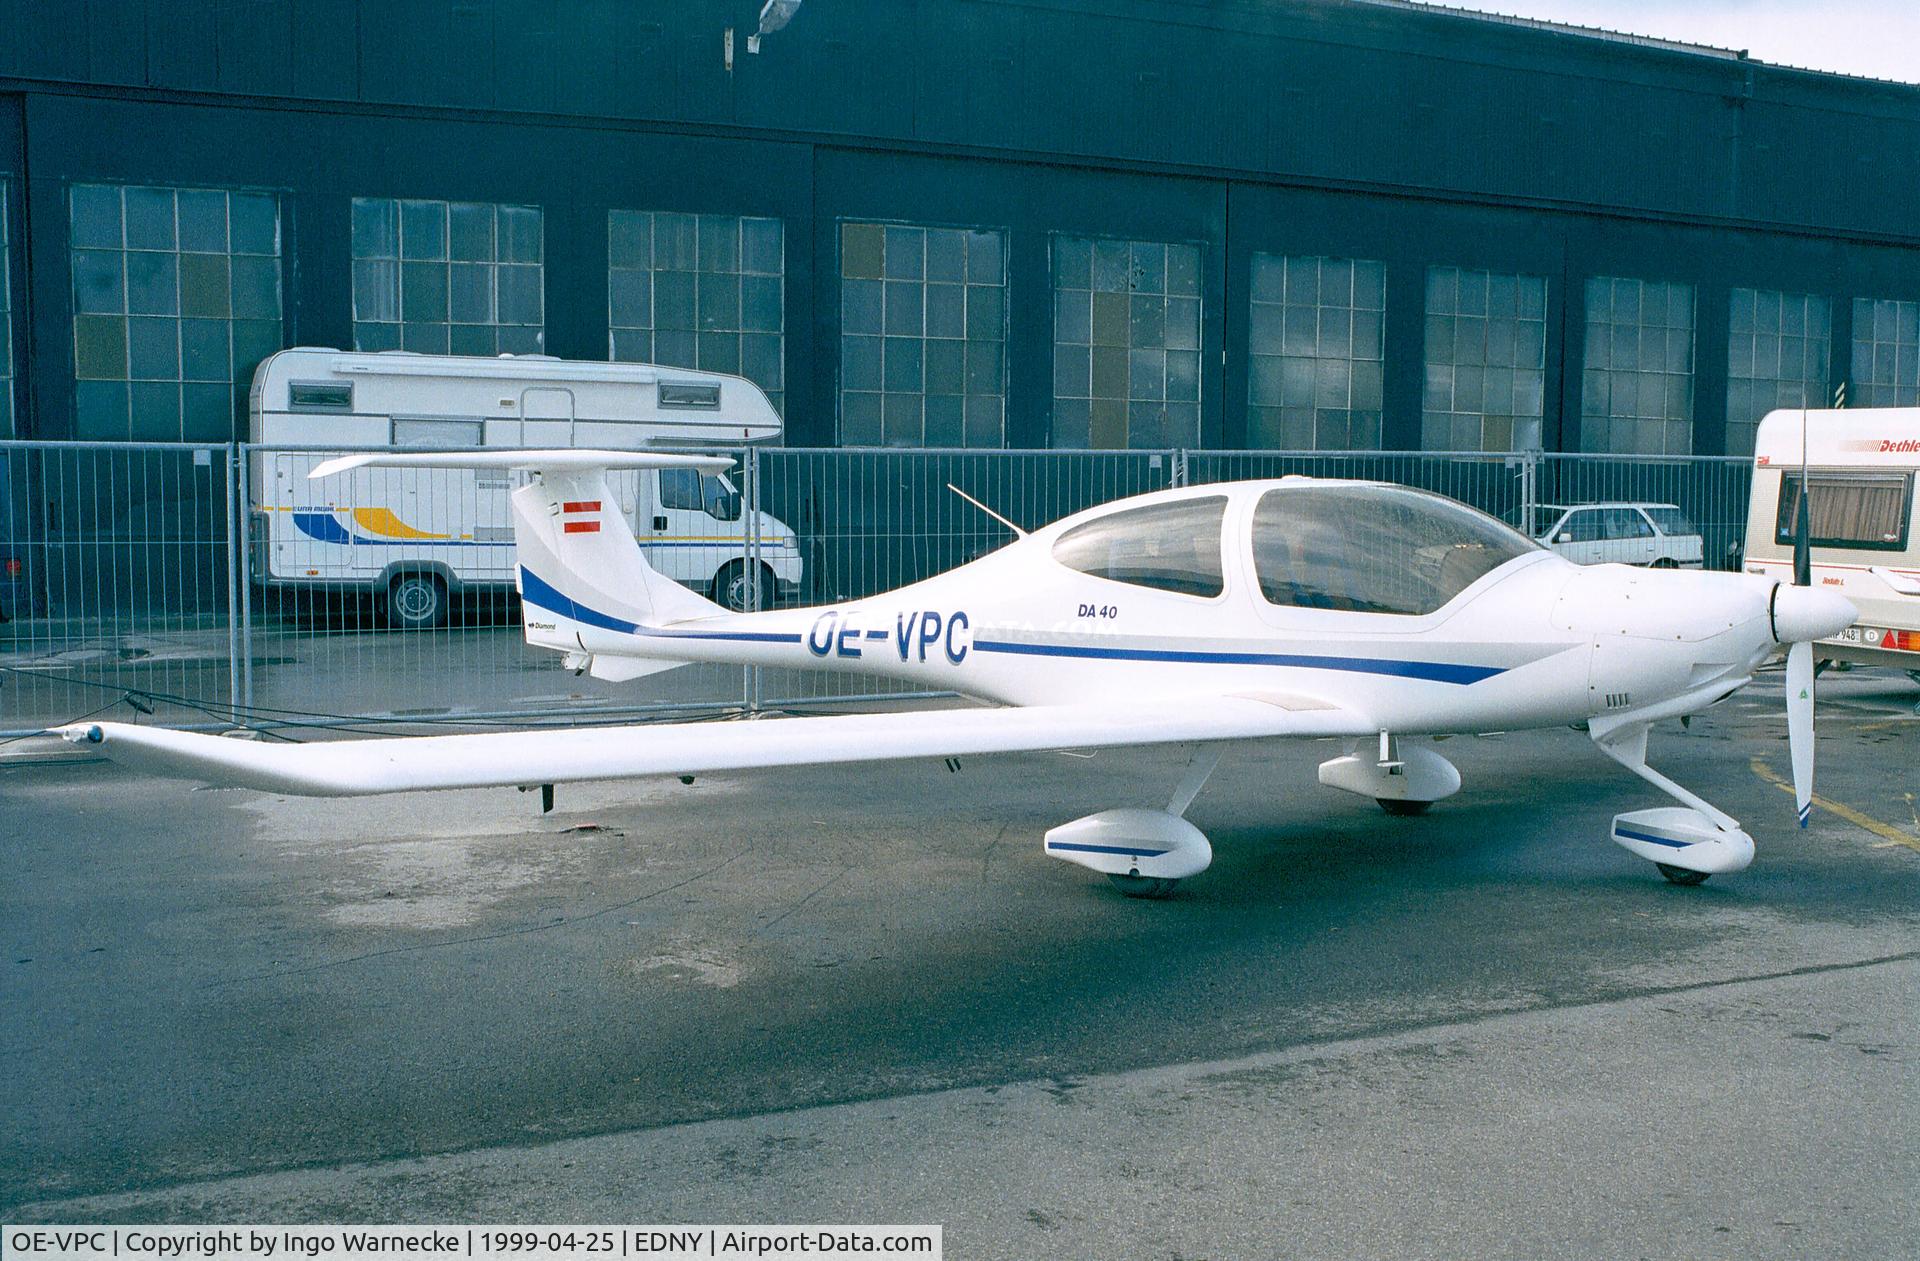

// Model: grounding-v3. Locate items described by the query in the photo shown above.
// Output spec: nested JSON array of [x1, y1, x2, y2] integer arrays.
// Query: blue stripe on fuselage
[[519, 569, 1506, 683], [518, 568, 803, 643], [973, 638, 1504, 685]]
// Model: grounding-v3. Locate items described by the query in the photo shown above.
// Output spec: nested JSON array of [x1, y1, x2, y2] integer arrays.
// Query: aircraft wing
[[60, 693, 1371, 797]]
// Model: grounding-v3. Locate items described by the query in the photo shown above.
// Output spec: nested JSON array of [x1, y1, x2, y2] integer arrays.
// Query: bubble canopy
[[1252, 484, 1539, 615], [1049, 483, 1539, 613]]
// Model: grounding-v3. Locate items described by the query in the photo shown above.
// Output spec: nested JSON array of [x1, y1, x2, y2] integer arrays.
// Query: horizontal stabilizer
[[310, 449, 734, 480], [63, 697, 1370, 797]]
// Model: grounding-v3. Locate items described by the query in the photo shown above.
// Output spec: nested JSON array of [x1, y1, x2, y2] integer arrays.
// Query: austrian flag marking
[[561, 500, 602, 534]]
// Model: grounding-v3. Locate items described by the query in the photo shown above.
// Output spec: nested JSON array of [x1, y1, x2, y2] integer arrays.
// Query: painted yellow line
[[1749, 757, 1920, 853]]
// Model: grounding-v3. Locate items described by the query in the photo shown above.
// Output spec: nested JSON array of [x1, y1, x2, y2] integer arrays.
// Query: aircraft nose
[[1771, 584, 1857, 644]]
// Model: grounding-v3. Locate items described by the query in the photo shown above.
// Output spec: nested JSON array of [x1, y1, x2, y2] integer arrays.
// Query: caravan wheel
[[388, 573, 449, 630], [714, 560, 775, 613]]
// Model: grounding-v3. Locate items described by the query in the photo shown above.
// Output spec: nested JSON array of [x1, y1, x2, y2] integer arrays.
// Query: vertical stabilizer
[[510, 467, 723, 652]]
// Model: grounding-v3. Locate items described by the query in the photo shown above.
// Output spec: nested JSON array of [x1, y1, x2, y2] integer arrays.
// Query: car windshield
[[1252, 484, 1538, 615], [1643, 507, 1696, 535]]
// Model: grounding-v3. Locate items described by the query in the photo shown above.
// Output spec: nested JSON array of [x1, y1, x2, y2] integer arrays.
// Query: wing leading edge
[[61, 695, 1370, 797]]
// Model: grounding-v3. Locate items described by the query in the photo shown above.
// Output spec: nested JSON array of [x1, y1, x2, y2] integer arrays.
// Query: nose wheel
[[1107, 873, 1182, 899], [1655, 862, 1711, 886]]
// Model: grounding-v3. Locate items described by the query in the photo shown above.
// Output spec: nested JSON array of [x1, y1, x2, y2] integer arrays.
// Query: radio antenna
[[946, 483, 1028, 539]]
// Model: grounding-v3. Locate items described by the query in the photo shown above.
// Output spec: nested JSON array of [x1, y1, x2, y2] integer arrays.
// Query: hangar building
[[0, 0, 1917, 456]]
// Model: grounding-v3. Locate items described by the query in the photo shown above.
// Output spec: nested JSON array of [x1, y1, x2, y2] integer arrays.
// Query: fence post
[[1520, 448, 1539, 538], [236, 446, 254, 717], [743, 444, 762, 714], [222, 443, 241, 725], [1171, 448, 1188, 488]]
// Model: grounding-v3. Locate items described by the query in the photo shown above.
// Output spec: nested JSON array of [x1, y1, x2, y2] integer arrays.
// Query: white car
[[1536, 502, 1704, 568]]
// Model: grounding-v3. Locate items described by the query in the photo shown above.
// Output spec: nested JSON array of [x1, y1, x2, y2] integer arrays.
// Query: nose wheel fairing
[[1611, 807, 1755, 877], [1590, 713, 1755, 879]]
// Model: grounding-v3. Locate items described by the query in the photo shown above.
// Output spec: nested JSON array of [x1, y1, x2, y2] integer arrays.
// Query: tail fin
[[311, 450, 729, 676]]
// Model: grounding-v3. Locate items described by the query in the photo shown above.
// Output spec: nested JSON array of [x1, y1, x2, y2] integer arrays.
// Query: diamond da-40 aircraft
[[66, 447, 1855, 897]]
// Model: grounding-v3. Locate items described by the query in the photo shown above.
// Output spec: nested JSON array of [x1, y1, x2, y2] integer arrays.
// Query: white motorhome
[[1743, 407, 1920, 673], [248, 348, 802, 626]]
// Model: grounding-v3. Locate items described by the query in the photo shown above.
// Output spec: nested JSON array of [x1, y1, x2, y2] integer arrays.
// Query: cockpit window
[[1052, 495, 1227, 598], [1252, 485, 1537, 615]]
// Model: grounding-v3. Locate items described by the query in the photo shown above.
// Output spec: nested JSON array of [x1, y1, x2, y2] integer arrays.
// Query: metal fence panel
[[236, 445, 757, 728], [1, 441, 236, 736], [1536, 454, 1752, 571], [0, 441, 1767, 738]]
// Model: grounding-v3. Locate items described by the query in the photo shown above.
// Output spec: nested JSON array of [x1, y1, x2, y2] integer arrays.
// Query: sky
[[1446, 0, 1920, 83]]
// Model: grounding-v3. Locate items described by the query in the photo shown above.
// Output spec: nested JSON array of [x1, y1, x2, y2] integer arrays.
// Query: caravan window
[[659, 380, 721, 410], [289, 380, 353, 412], [659, 468, 703, 511], [660, 469, 741, 521], [1775, 472, 1913, 551], [392, 417, 483, 447]]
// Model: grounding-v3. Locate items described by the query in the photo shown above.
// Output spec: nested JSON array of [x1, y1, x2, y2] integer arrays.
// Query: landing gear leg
[[1590, 718, 1754, 882]]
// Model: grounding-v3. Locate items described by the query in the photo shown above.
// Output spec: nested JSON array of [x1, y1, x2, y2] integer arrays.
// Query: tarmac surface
[[3, 668, 1917, 1257]]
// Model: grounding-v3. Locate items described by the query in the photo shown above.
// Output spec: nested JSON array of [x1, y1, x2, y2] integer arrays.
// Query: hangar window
[[352, 198, 543, 357], [1247, 254, 1385, 450], [1252, 485, 1535, 616], [1422, 267, 1547, 452], [838, 221, 1006, 448], [1726, 289, 1830, 457], [1850, 298, 1919, 409], [1051, 495, 1227, 598], [1050, 235, 1203, 449], [610, 211, 785, 416], [1580, 276, 1695, 455], [0, 179, 14, 436], [69, 183, 283, 442]]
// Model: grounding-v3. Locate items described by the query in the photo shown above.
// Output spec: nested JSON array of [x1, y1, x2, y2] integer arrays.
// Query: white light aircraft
[[65, 447, 1855, 897]]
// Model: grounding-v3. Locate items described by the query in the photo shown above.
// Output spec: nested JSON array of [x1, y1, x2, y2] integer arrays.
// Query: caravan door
[[518, 387, 576, 446]]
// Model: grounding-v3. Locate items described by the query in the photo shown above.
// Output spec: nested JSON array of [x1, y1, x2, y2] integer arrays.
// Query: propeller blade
[[1793, 478, 1812, 587], [1786, 639, 1814, 828]]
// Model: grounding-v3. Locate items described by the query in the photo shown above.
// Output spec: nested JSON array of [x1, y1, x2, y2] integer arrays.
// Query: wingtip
[[56, 723, 106, 746], [308, 454, 366, 480]]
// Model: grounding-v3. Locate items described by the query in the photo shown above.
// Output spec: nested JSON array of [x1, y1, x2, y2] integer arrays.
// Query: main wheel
[[1377, 797, 1433, 817], [713, 560, 775, 612], [387, 573, 448, 630], [1656, 863, 1710, 886], [1107, 873, 1181, 899]]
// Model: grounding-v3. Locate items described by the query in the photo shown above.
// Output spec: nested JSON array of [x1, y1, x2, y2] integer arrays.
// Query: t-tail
[[309, 449, 734, 681]]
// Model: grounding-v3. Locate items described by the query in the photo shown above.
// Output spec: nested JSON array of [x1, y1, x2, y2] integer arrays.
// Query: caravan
[[248, 349, 802, 626], [1742, 408, 1920, 673]]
